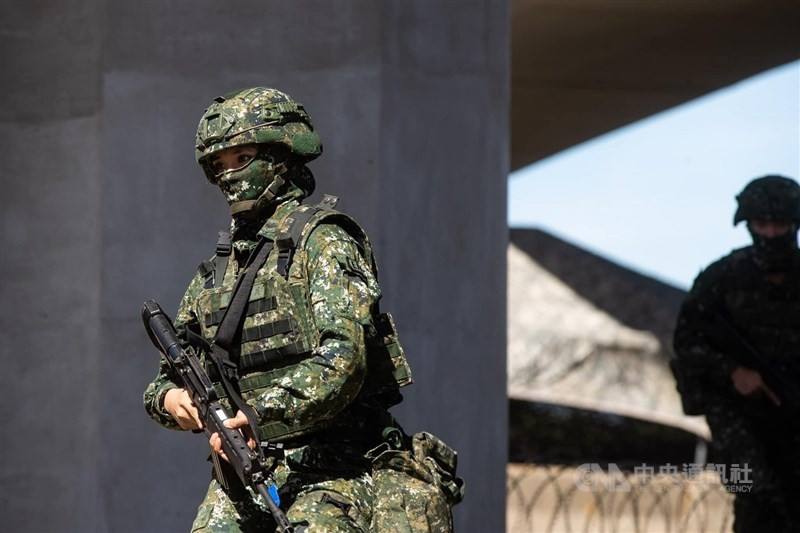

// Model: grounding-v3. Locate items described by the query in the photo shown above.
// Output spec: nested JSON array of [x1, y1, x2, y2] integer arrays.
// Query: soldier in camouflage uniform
[[143, 87, 463, 532], [672, 175, 800, 532]]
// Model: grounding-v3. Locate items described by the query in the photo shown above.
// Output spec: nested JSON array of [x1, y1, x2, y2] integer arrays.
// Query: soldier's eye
[[238, 154, 255, 165]]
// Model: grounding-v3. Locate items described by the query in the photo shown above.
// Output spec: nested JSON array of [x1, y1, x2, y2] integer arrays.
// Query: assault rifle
[[142, 300, 300, 533], [700, 308, 800, 411]]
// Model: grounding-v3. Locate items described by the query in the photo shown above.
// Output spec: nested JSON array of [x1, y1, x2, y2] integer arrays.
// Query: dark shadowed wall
[[0, 2, 508, 532]]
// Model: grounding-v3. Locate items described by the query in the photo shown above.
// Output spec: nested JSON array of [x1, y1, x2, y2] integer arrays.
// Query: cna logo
[[575, 463, 632, 492], [574, 462, 753, 493]]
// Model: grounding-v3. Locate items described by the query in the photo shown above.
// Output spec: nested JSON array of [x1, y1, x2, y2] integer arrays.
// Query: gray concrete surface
[[0, 2, 508, 532]]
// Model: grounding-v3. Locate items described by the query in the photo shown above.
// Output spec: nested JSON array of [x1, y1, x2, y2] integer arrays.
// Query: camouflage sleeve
[[673, 261, 738, 387], [142, 270, 206, 430], [251, 223, 380, 426]]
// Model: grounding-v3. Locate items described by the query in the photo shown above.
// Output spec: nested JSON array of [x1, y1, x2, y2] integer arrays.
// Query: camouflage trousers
[[190, 456, 454, 532], [705, 399, 800, 533]]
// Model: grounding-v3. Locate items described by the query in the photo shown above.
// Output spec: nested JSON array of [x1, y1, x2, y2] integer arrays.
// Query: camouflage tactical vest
[[192, 197, 412, 442]]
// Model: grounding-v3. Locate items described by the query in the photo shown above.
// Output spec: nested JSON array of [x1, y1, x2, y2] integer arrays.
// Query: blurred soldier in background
[[143, 87, 462, 532], [672, 175, 800, 532]]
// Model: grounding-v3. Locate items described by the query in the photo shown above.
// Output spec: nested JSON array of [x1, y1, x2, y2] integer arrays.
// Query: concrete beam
[[512, 0, 800, 169]]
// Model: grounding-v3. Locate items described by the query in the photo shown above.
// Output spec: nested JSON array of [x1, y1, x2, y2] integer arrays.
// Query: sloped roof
[[510, 228, 685, 352], [508, 228, 709, 438]]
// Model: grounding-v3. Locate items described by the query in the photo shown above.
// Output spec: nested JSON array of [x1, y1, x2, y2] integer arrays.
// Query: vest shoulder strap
[[195, 230, 233, 289], [197, 259, 215, 289], [275, 195, 375, 278], [213, 231, 232, 288]]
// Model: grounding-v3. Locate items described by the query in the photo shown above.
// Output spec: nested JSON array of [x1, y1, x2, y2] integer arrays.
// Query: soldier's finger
[[223, 410, 248, 429], [177, 409, 196, 430], [177, 408, 195, 430], [209, 433, 230, 463], [178, 389, 193, 407], [187, 404, 203, 429], [209, 432, 221, 453]]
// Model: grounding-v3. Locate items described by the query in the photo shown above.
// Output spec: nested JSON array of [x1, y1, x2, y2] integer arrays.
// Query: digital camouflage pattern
[[144, 86, 460, 532], [188, 456, 454, 533], [195, 87, 321, 179], [190, 468, 375, 532], [673, 182, 800, 532], [214, 157, 291, 209], [370, 432, 461, 531], [195, 87, 321, 217], [371, 465, 452, 531], [143, 193, 459, 530], [144, 195, 382, 439]]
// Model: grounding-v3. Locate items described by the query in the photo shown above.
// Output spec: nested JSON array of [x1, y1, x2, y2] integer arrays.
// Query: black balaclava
[[748, 223, 799, 272]]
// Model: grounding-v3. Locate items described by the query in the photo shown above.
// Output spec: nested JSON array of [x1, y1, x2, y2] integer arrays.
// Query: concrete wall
[[0, 2, 508, 532]]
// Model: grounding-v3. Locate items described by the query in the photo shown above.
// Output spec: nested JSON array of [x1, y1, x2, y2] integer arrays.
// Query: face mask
[[748, 225, 798, 271], [215, 155, 288, 216]]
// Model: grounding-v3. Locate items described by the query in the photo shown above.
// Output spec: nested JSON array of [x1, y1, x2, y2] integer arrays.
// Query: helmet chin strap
[[228, 163, 288, 217]]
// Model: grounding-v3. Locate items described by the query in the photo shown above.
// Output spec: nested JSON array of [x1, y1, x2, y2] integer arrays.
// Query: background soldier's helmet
[[195, 87, 322, 181], [733, 175, 800, 225]]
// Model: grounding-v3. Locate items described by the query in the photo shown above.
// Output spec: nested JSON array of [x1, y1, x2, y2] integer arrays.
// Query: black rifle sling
[[215, 237, 272, 352], [208, 238, 274, 446]]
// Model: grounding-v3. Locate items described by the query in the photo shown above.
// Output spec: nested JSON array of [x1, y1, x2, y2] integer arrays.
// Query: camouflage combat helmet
[[195, 87, 321, 174], [734, 175, 800, 226], [195, 87, 322, 215]]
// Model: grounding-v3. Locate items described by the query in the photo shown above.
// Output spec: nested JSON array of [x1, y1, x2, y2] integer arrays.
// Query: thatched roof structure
[[508, 228, 709, 439]]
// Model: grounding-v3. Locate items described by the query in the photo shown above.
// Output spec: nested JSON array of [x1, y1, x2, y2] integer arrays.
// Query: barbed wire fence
[[507, 463, 734, 533]]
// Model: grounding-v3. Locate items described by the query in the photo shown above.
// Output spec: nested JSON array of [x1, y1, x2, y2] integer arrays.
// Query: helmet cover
[[734, 175, 800, 225], [195, 87, 322, 181]]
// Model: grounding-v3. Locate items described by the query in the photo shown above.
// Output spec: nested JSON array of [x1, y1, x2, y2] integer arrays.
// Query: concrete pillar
[[1, 2, 508, 531], [0, 1, 106, 531]]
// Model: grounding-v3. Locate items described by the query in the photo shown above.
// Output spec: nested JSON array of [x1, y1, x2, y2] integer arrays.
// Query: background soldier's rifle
[[700, 307, 800, 411], [142, 300, 301, 533]]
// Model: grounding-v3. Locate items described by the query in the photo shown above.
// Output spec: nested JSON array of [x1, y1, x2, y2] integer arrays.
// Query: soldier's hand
[[730, 366, 781, 406], [209, 410, 257, 463], [163, 388, 204, 430]]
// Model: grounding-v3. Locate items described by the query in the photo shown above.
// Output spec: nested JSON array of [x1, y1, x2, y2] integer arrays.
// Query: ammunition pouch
[[368, 431, 464, 506]]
